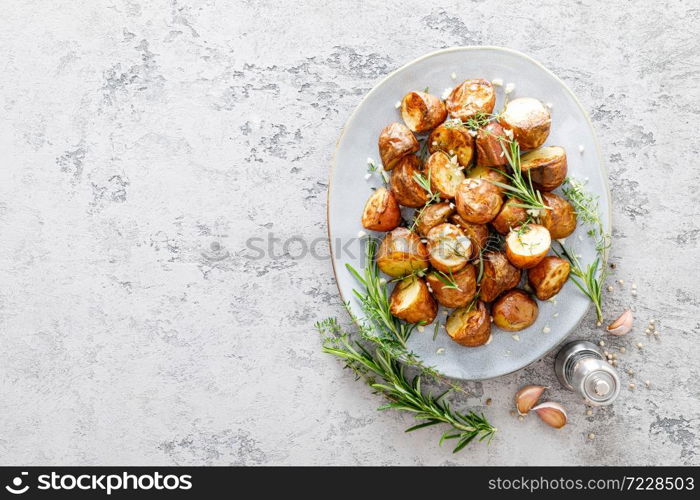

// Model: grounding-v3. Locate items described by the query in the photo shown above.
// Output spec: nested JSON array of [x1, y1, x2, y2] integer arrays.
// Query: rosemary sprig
[[562, 178, 610, 254], [489, 140, 549, 212], [413, 170, 441, 205], [556, 244, 605, 322], [433, 270, 462, 291]]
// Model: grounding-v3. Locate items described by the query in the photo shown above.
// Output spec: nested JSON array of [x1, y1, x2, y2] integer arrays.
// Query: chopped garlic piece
[[512, 334, 520, 341], [505, 82, 516, 94], [394, 101, 401, 109], [441, 87, 453, 100], [492, 78, 503, 86], [357, 230, 367, 238], [543, 326, 551, 333], [436, 347, 445, 355], [578, 144, 585, 153], [417, 325, 425, 332], [450, 72, 457, 80], [546, 102, 553, 109], [364, 173, 372, 180]]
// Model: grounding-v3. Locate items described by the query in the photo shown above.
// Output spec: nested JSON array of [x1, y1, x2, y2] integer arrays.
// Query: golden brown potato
[[401, 91, 447, 133], [446, 79, 496, 121], [492, 289, 539, 331], [389, 155, 430, 208], [378, 122, 420, 170], [480, 251, 522, 303], [505, 224, 552, 269], [415, 202, 454, 237], [491, 198, 529, 235], [376, 227, 429, 278], [426, 223, 471, 273], [428, 123, 475, 167], [466, 164, 509, 196], [540, 192, 577, 239], [498, 98, 551, 150], [527, 256, 571, 300], [455, 178, 503, 224], [476, 121, 509, 167], [389, 276, 438, 324], [425, 265, 477, 308], [449, 214, 490, 255], [520, 146, 567, 192], [426, 151, 466, 199], [446, 301, 491, 347], [361, 187, 401, 232]]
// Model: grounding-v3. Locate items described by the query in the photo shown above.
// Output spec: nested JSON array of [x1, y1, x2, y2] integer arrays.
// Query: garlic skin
[[514, 385, 547, 416], [607, 309, 633, 336], [532, 401, 568, 428]]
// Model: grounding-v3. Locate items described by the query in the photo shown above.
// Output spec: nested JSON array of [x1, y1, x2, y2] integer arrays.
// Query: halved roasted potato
[[426, 223, 472, 273], [401, 91, 447, 133], [389, 155, 430, 208], [426, 151, 466, 199], [540, 192, 577, 239], [446, 301, 491, 347], [521, 146, 567, 191], [492, 289, 539, 331], [376, 227, 429, 277], [361, 187, 401, 232], [505, 224, 552, 269], [446, 79, 496, 121], [455, 178, 503, 224], [480, 251, 522, 303], [389, 276, 438, 324], [491, 198, 529, 235], [425, 264, 477, 308], [476, 121, 509, 167], [428, 123, 475, 167], [466, 164, 509, 196], [498, 97, 551, 150], [378, 122, 420, 170], [415, 202, 454, 237], [527, 256, 571, 300]]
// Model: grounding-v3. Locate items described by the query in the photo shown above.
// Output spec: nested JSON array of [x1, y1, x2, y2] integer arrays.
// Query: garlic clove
[[514, 385, 547, 416], [532, 401, 568, 428], [607, 309, 633, 336]]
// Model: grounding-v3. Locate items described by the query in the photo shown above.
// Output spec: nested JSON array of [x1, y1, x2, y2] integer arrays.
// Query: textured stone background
[[0, 0, 698, 465]]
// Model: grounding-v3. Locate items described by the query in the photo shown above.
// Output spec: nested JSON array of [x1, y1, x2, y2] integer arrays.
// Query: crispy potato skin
[[426, 223, 471, 273], [480, 251, 522, 303], [446, 301, 491, 347], [505, 224, 552, 269], [428, 124, 474, 167], [492, 289, 539, 331], [426, 265, 477, 308], [466, 164, 509, 196], [449, 214, 490, 255], [401, 91, 447, 133], [416, 202, 454, 237], [528, 256, 571, 300], [476, 121, 509, 167], [455, 178, 503, 224], [389, 155, 430, 208], [491, 198, 529, 235], [378, 122, 420, 170], [426, 151, 465, 199], [540, 192, 577, 239], [498, 98, 551, 150], [446, 79, 496, 121], [389, 276, 438, 324], [521, 146, 567, 191], [376, 227, 429, 277], [361, 187, 401, 231]]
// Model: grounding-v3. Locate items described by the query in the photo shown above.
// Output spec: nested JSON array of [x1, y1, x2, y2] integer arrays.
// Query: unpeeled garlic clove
[[607, 309, 633, 336], [532, 401, 568, 428], [514, 385, 547, 415]]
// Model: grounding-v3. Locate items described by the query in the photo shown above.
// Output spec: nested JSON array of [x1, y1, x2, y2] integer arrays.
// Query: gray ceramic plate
[[328, 46, 610, 380]]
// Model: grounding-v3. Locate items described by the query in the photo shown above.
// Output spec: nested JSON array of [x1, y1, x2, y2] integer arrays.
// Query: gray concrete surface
[[0, 0, 698, 466]]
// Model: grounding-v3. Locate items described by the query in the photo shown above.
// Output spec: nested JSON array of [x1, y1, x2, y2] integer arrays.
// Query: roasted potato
[[415, 202, 454, 237], [376, 227, 429, 277], [476, 121, 509, 167], [455, 178, 503, 224], [491, 198, 529, 235], [378, 122, 420, 170], [498, 97, 551, 150], [449, 214, 490, 254], [426, 223, 472, 273], [426, 151, 466, 199], [389, 276, 438, 324], [428, 123, 475, 167], [361, 187, 401, 232], [505, 224, 552, 269], [521, 146, 567, 192], [425, 264, 477, 308], [466, 164, 509, 196], [480, 251, 522, 303], [389, 155, 430, 208], [492, 289, 539, 331], [446, 79, 496, 121], [527, 256, 571, 300], [445, 301, 491, 347], [401, 91, 447, 133], [540, 192, 577, 239]]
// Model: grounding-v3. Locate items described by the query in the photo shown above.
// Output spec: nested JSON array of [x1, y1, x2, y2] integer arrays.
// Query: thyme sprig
[[489, 140, 549, 212]]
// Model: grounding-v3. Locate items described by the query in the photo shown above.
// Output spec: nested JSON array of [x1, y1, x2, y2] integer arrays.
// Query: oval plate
[[328, 46, 611, 380]]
